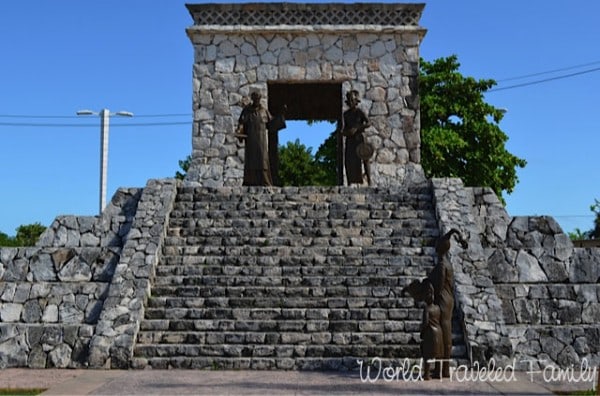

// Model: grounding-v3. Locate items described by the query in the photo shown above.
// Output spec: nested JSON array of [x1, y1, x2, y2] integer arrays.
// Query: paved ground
[[0, 369, 597, 395]]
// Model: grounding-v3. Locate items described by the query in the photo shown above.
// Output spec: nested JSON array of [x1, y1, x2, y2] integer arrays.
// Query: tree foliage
[[175, 155, 191, 180], [419, 55, 526, 198], [278, 139, 329, 186], [0, 222, 46, 246], [572, 199, 600, 240], [313, 130, 338, 186], [591, 199, 600, 239]]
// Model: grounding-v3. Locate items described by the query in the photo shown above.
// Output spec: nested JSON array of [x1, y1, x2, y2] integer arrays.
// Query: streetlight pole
[[77, 108, 134, 215]]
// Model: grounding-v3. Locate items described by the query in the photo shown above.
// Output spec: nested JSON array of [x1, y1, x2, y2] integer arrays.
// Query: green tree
[[175, 155, 191, 180], [589, 199, 600, 239], [568, 228, 591, 241], [313, 131, 338, 186], [0, 222, 46, 246], [420, 55, 526, 197], [0, 231, 19, 247], [278, 139, 328, 186], [15, 222, 46, 246], [567, 200, 600, 241]]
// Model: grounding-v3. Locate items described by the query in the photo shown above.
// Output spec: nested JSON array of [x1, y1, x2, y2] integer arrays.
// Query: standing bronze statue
[[403, 228, 468, 378], [342, 90, 373, 186], [236, 92, 285, 186], [420, 280, 443, 380]]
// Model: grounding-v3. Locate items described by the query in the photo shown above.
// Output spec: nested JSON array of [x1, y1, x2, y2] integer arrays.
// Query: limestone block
[[305, 62, 321, 80], [289, 36, 308, 50], [332, 65, 355, 80], [257, 64, 278, 81], [219, 40, 239, 57], [513, 298, 540, 324], [48, 344, 72, 368], [279, 65, 305, 80], [0, 303, 22, 322], [57, 259, 92, 282], [197, 43, 214, 62], [42, 304, 59, 323], [538, 255, 568, 282], [516, 250, 548, 282], [22, 300, 42, 323], [215, 57, 235, 73], [13, 284, 31, 303], [582, 303, 600, 324]]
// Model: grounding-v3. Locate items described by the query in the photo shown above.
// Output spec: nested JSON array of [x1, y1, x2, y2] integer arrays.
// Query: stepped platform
[[131, 185, 466, 369]]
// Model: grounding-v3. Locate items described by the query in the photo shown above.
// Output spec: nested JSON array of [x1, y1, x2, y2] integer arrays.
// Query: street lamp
[[76, 108, 134, 215]]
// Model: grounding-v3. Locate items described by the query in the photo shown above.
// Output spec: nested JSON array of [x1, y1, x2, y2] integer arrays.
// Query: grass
[[555, 389, 596, 395], [0, 389, 46, 396]]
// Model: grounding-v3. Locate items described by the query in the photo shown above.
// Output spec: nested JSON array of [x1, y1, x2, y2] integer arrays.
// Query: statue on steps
[[342, 90, 373, 186], [420, 280, 443, 380], [236, 91, 286, 186], [403, 228, 468, 378]]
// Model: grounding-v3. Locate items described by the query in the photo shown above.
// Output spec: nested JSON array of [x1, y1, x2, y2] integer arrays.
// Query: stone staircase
[[133, 185, 466, 369]]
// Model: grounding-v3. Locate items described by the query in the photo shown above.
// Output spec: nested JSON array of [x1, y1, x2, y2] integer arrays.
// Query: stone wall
[[184, 3, 427, 187], [0, 247, 119, 368], [88, 179, 178, 368], [37, 188, 141, 248], [471, 188, 600, 369], [0, 180, 176, 369], [431, 178, 513, 365], [489, 217, 600, 369]]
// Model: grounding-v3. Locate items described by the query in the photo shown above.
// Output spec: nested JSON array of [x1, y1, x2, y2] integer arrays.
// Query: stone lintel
[[186, 24, 426, 39]]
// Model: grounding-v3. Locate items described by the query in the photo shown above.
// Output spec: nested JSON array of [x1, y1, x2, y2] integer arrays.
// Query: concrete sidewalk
[[0, 369, 596, 395]]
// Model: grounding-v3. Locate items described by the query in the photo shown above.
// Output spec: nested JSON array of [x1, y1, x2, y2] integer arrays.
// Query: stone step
[[154, 264, 433, 278], [169, 206, 434, 220], [145, 296, 416, 309], [141, 307, 422, 322], [161, 245, 437, 258], [155, 260, 433, 285], [165, 226, 436, 240], [132, 354, 419, 370], [174, 186, 433, 200], [134, 342, 466, 360], [174, 187, 433, 199], [162, 236, 434, 249], [137, 324, 420, 342], [133, 343, 421, 360], [170, 205, 434, 217], [159, 253, 435, 266], [151, 274, 426, 288], [168, 211, 435, 225], [148, 285, 415, 300], [139, 320, 422, 334]]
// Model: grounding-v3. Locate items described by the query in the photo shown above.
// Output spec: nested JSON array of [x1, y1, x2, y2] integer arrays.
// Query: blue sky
[[1, 1, 599, 236]]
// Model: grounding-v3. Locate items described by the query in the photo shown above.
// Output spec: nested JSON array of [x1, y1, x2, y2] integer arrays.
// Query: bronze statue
[[342, 90, 372, 186], [403, 228, 468, 378], [420, 280, 443, 380], [236, 92, 284, 186]]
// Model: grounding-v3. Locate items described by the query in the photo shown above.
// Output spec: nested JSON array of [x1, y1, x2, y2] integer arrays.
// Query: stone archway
[[184, 2, 427, 187]]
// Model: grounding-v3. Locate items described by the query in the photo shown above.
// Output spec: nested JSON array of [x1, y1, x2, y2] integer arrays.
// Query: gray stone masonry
[[130, 183, 473, 370], [431, 178, 513, 366], [37, 188, 141, 248], [3, 174, 598, 370], [88, 179, 178, 368], [0, 247, 119, 368], [470, 186, 600, 369], [184, 3, 427, 187]]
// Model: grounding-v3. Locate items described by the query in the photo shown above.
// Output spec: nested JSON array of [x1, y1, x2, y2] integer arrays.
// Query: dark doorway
[[268, 82, 344, 186]]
